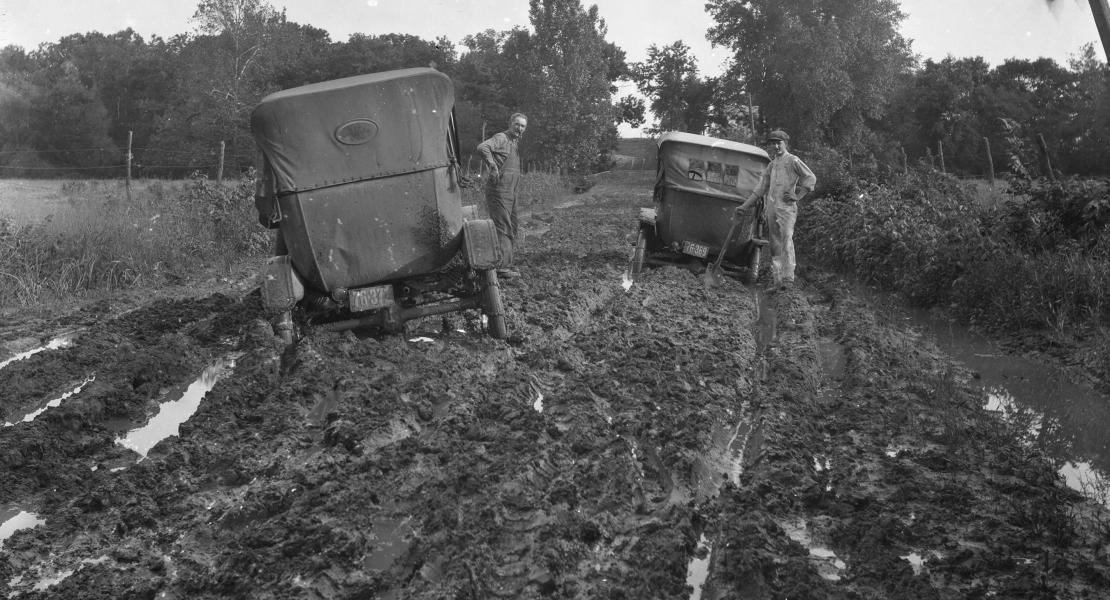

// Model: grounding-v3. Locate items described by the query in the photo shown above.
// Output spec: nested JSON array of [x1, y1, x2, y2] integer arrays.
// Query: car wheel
[[742, 246, 762, 285], [480, 269, 508, 339], [742, 219, 764, 285], [630, 229, 647, 279]]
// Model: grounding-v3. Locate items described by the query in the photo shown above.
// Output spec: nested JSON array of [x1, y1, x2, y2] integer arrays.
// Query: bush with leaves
[[1002, 176, 1110, 253], [801, 169, 996, 306], [800, 168, 1110, 335]]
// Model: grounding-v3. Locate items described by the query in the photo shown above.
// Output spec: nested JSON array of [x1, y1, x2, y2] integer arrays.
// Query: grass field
[[0, 176, 266, 307], [0, 173, 573, 308], [0, 179, 195, 226]]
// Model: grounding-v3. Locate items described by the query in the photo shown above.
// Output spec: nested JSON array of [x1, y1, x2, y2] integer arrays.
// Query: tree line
[[1, 0, 1107, 180]]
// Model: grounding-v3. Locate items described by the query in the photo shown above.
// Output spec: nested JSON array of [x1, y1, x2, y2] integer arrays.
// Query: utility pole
[[1089, 0, 1110, 61]]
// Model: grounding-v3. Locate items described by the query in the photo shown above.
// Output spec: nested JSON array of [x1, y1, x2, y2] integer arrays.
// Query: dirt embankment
[[1, 171, 1108, 599]]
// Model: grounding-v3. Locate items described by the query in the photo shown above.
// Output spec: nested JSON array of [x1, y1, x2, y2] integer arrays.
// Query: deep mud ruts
[[2, 171, 1108, 599]]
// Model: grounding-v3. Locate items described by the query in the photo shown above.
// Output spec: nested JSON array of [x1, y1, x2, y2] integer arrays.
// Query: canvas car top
[[251, 67, 454, 194], [656, 131, 769, 201]]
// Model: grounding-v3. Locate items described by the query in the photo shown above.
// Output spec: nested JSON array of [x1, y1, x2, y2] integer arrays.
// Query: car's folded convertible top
[[251, 67, 454, 194]]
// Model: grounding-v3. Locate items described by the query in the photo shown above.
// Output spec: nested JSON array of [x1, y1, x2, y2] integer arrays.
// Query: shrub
[[799, 169, 1110, 334], [0, 174, 269, 307]]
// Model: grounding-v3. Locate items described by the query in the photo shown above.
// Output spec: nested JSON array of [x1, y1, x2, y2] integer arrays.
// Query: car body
[[250, 67, 506, 342], [631, 131, 770, 283]]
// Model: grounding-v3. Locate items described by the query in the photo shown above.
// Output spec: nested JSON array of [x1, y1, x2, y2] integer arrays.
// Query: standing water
[[0, 334, 77, 370], [0, 508, 44, 548], [862, 283, 1110, 507], [114, 355, 239, 459]]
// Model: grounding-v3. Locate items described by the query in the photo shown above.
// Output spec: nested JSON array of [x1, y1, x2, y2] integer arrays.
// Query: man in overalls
[[734, 129, 816, 288], [477, 113, 528, 279]]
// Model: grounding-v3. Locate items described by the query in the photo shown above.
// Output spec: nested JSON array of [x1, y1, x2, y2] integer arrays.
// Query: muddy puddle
[[4, 374, 96, 427], [854, 281, 1110, 506], [0, 333, 77, 370], [111, 355, 239, 459], [684, 533, 712, 600], [0, 507, 44, 548]]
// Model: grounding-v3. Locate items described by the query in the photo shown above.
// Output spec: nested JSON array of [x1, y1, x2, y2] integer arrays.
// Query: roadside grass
[[3, 172, 566, 309], [0, 175, 268, 307], [799, 169, 1110, 343]]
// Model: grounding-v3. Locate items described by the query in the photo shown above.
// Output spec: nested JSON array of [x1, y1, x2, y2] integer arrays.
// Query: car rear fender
[[261, 255, 305, 312], [462, 219, 503, 270]]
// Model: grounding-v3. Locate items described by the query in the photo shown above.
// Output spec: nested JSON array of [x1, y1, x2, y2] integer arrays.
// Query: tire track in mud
[[695, 270, 1110, 599], [0, 294, 265, 596], [469, 194, 768, 599], [4, 173, 1107, 599]]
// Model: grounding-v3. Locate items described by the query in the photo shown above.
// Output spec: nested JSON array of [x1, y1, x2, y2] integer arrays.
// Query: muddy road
[[2, 171, 1108, 599]]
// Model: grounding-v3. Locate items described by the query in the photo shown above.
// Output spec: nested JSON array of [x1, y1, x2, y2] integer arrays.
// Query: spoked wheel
[[274, 309, 295, 345], [480, 269, 508, 339], [742, 245, 762, 285], [742, 216, 765, 285], [630, 228, 647, 280]]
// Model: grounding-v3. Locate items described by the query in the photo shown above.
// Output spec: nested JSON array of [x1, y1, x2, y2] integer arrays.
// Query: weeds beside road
[[0, 171, 577, 310], [799, 169, 1110, 388], [0, 176, 269, 308]]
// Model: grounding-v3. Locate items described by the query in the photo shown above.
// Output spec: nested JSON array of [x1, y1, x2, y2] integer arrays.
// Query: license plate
[[349, 284, 394, 312], [682, 241, 709, 258]]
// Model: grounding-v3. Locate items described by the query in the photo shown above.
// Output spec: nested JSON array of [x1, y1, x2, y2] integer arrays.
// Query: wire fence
[[0, 139, 246, 181]]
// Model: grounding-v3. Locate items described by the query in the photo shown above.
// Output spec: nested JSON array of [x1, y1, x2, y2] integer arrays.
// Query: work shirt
[[748, 151, 816, 204], [477, 131, 521, 176]]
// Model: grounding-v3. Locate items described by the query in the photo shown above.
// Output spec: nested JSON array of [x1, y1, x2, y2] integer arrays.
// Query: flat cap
[[766, 130, 790, 142]]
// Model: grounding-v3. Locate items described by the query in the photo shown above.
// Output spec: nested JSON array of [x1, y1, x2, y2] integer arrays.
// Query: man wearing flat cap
[[734, 129, 816, 288]]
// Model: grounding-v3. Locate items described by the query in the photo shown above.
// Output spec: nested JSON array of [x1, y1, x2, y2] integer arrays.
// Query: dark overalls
[[479, 132, 521, 267]]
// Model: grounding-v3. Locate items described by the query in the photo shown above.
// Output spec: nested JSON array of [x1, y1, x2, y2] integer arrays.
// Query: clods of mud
[[113, 355, 240, 459], [2, 173, 1108, 599]]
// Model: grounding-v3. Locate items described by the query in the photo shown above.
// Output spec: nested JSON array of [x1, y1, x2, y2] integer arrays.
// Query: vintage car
[[250, 67, 506, 343], [631, 131, 770, 284]]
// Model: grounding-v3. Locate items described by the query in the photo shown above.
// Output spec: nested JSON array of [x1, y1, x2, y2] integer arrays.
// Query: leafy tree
[[30, 66, 117, 170], [1062, 44, 1110, 174], [706, 0, 913, 150], [614, 95, 646, 129], [629, 41, 715, 134], [325, 33, 455, 81], [453, 29, 519, 168], [0, 48, 44, 170], [28, 30, 174, 156], [148, 0, 288, 176], [504, 0, 628, 172]]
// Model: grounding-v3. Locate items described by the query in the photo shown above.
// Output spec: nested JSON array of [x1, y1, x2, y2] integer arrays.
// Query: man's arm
[[477, 133, 505, 179], [792, 157, 817, 200], [736, 169, 771, 213]]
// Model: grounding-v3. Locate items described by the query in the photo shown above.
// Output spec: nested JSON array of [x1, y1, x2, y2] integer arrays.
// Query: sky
[[0, 0, 1102, 67], [0, 0, 1104, 133]]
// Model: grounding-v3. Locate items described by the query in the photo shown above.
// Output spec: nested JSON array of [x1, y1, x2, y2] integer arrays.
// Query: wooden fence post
[[937, 140, 946, 174], [126, 130, 133, 202], [983, 136, 996, 189], [1037, 133, 1056, 180], [217, 140, 225, 182]]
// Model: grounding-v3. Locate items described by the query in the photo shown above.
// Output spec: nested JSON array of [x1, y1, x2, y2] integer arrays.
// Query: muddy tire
[[480, 269, 508, 339], [274, 309, 296, 346], [742, 246, 762, 285], [630, 229, 647, 279], [742, 218, 764, 285]]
